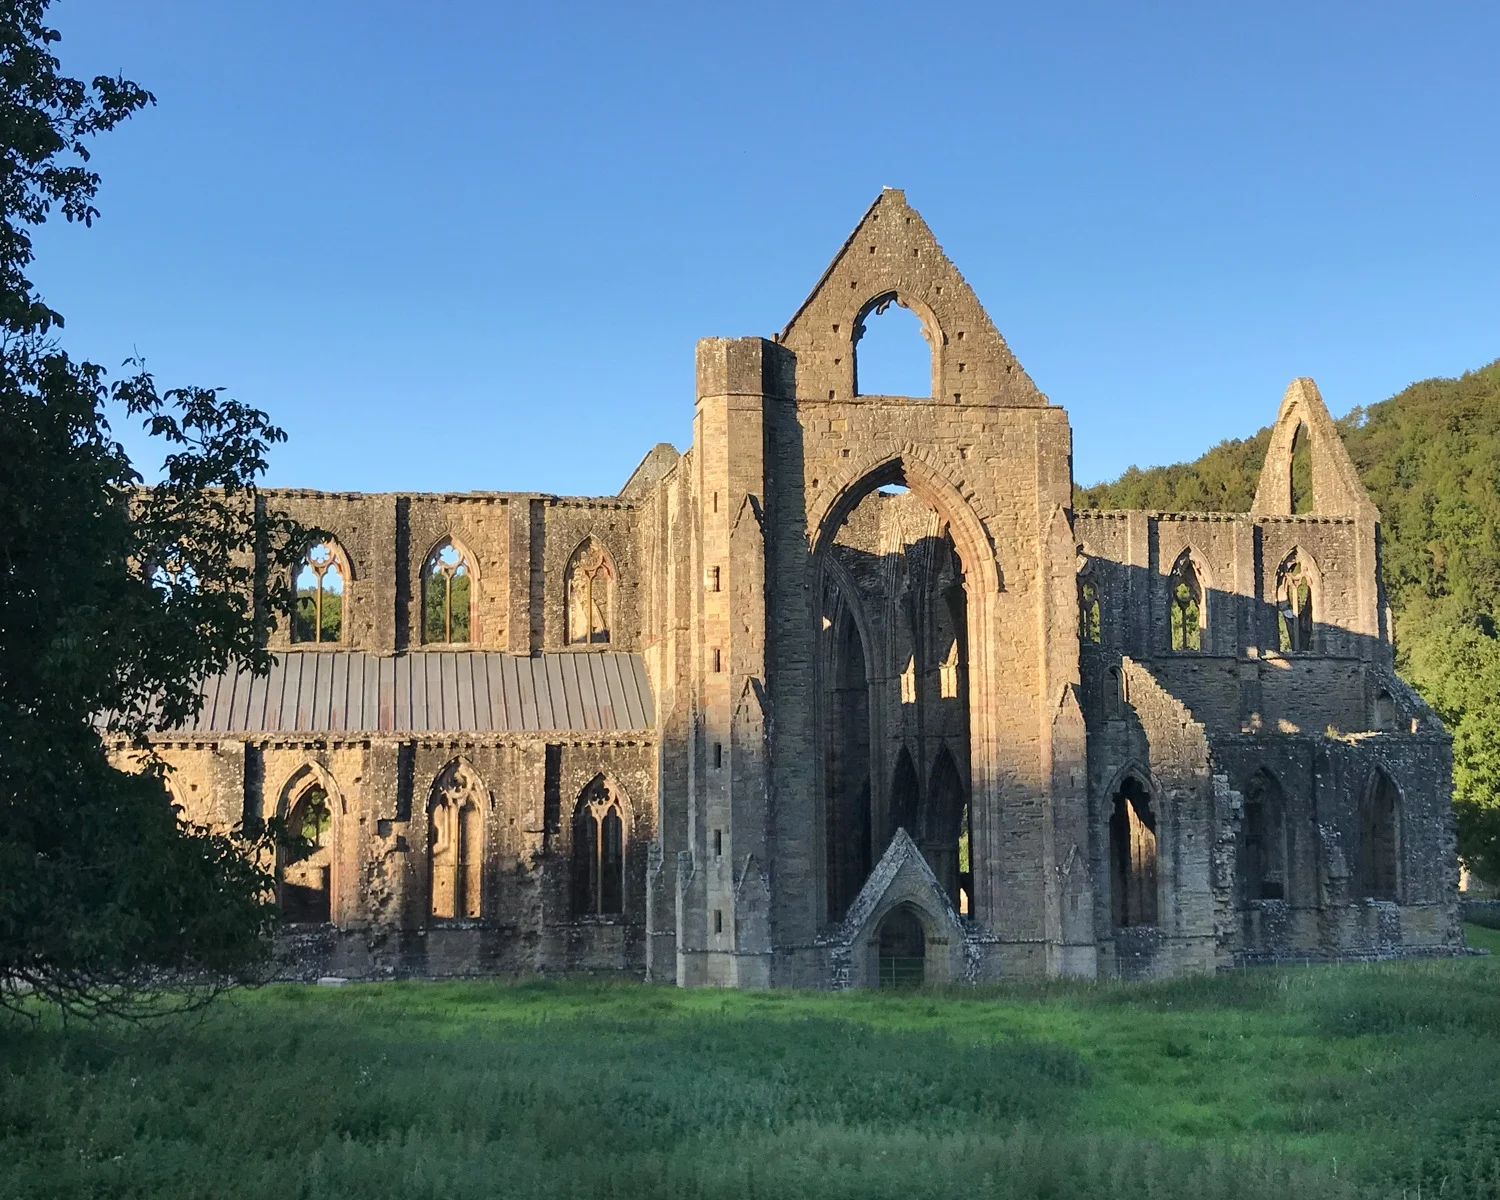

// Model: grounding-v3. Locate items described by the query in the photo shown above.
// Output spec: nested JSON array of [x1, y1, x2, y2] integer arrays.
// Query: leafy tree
[[1079, 360, 1500, 884], [0, 0, 311, 1014]]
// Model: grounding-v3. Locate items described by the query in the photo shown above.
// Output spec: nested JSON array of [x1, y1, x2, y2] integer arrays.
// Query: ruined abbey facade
[[133, 191, 1462, 985]]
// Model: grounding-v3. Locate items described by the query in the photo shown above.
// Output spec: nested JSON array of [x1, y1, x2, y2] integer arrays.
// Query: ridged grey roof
[[176, 651, 654, 736]]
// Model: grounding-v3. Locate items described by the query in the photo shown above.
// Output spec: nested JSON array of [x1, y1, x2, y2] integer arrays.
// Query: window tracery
[[1276, 552, 1314, 652], [1168, 550, 1204, 652], [293, 542, 347, 643], [565, 539, 614, 645], [423, 539, 473, 645], [429, 760, 484, 920], [571, 777, 624, 916]]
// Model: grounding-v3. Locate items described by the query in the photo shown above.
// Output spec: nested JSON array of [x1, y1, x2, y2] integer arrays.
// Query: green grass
[[2, 927, 1498, 1199]]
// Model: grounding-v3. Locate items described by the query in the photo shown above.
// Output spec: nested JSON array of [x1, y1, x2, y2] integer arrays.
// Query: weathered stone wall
[[120, 190, 1458, 987], [124, 734, 657, 979]]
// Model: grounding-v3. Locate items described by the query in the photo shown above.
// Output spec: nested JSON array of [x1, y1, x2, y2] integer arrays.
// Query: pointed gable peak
[[836, 826, 962, 942], [1251, 377, 1375, 518], [777, 189, 1046, 407]]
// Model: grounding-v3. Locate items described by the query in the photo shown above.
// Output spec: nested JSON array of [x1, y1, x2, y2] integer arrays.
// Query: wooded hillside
[[1078, 360, 1500, 884]]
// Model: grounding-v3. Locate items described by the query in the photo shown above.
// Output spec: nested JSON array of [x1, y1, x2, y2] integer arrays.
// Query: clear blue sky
[[33, 1, 1500, 494]]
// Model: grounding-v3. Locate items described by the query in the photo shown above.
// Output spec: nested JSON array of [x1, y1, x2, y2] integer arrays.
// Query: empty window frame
[[293, 542, 347, 644], [424, 539, 473, 644], [1276, 552, 1314, 653], [572, 777, 625, 916], [1079, 575, 1102, 644], [1168, 550, 1204, 652], [1109, 777, 1158, 927], [565, 538, 615, 645], [429, 759, 485, 920]]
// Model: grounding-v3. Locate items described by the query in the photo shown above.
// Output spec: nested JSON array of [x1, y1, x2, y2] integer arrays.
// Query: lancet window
[[1356, 770, 1400, 902], [1079, 575, 1102, 644], [1240, 771, 1288, 902]]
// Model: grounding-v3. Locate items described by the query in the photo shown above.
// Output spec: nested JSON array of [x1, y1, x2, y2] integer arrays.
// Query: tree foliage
[[1079, 359, 1500, 883], [0, 0, 312, 1014]]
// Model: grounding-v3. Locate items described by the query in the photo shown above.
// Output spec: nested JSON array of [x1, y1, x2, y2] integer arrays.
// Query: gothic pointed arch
[[926, 745, 967, 909], [428, 758, 486, 920], [276, 762, 341, 923], [292, 539, 352, 644], [1077, 556, 1102, 645], [1240, 769, 1289, 903], [571, 774, 629, 916], [422, 535, 476, 645], [1251, 378, 1377, 517], [1274, 547, 1318, 653], [821, 559, 874, 923], [809, 450, 1001, 598], [1167, 547, 1208, 652], [1356, 768, 1401, 902], [1108, 771, 1158, 928], [776, 188, 1043, 408], [564, 536, 616, 645], [889, 746, 920, 844], [852, 290, 939, 398]]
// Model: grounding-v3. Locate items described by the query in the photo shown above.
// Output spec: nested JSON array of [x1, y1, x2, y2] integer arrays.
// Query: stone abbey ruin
[[131, 190, 1462, 986]]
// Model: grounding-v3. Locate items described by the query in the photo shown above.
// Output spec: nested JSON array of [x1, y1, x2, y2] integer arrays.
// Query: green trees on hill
[[1078, 360, 1500, 885]]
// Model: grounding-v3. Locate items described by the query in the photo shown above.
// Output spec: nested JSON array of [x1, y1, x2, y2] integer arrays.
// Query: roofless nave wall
[[125, 189, 1462, 985]]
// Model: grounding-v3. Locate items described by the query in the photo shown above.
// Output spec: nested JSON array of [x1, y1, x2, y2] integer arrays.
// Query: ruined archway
[[276, 763, 341, 925], [812, 455, 984, 927]]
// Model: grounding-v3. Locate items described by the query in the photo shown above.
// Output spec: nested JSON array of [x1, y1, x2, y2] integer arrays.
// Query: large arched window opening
[[1168, 549, 1205, 652], [565, 538, 615, 645], [1109, 776, 1158, 928], [1356, 769, 1401, 902], [812, 457, 982, 928], [429, 759, 485, 920], [571, 776, 625, 916], [292, 541, 348, 644], [278, 769, 335, 923], [852, 293, 933, 398], [423, 538, 474, 645], [1276, 551, 1314, 653], [1240, 770, 1288, 903]]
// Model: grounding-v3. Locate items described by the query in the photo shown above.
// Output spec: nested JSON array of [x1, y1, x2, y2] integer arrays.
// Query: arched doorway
[[877, 905, 926, 988]]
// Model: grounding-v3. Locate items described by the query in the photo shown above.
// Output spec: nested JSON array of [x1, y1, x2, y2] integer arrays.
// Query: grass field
[[2, 925, 1498, 1200]]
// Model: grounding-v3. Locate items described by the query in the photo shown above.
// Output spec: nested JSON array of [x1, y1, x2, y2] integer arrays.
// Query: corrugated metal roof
[[176, 651, 655, 736]]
